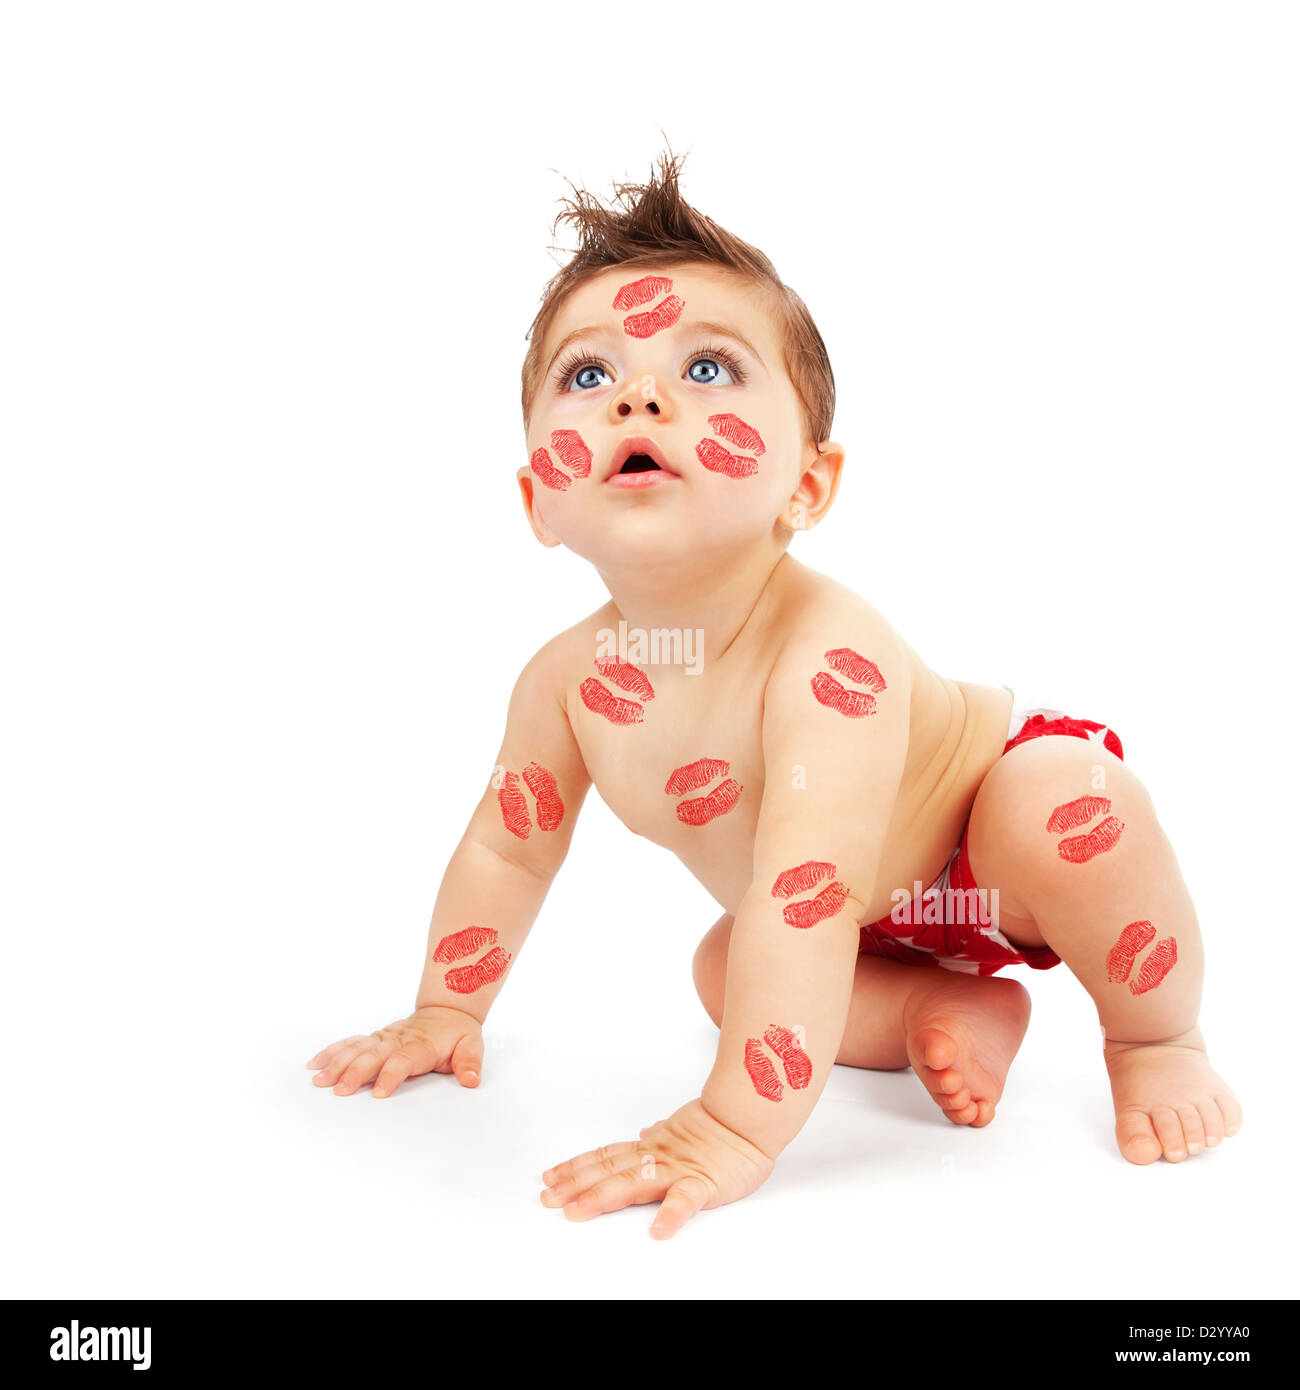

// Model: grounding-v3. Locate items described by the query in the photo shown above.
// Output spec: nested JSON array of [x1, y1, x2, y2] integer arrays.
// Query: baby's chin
[[555, 507, 779, 575]]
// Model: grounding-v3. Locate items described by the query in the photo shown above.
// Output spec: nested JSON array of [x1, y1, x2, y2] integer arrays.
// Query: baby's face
[[521, 263, 819, 572]]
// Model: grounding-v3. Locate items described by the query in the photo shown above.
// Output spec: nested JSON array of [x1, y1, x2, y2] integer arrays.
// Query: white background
[[3, 2, 1297, 1300]]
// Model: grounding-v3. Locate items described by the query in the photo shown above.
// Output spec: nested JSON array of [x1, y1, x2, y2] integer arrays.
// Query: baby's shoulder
[[510, 603, 616, 698]]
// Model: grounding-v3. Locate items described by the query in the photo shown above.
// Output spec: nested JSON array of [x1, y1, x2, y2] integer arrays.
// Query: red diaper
[[857, 707, 1125, 976]]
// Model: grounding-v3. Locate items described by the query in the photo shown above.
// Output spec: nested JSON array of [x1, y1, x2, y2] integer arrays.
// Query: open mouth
[[618, 453, 660, 475]]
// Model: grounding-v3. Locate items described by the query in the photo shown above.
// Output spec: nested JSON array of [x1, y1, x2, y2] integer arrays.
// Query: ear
[[782, 439, 845, 532], [517, 467, 563, 547]]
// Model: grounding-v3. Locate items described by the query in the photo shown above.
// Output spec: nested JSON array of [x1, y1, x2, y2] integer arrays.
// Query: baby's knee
[[691, 914, 733, 1026]]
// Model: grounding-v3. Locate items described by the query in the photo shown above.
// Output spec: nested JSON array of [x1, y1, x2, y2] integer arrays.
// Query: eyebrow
[[543, 318, 767, 380]]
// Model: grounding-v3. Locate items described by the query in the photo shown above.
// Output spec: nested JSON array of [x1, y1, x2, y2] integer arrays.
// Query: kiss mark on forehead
[[612, 275, 674, 311], [611, 275, 685, 338]]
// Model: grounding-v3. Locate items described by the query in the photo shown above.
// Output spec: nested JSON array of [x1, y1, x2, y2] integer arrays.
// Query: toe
[[937, 1085, 972, 1112], [1151, 1105, 1187, 1161], [1217, 1090, 1244, 1138], [970, 1099, 996, 1127], [1116, 1107, 1162, 1165], [1199, 1099, 1226, 1148], [1178, 1105, 1206, 1155], [912, 1026, 957, 1073], [944, 1099, 980, 1124]]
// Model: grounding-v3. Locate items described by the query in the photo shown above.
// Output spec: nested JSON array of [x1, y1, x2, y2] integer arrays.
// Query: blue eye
[[568, 363, 613, 392], [687, 357, 735, 386]]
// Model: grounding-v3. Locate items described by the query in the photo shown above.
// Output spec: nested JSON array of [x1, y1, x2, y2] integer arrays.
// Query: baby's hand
[[540, 1099, 775, 1239], [306, 1006, 484, 1097]]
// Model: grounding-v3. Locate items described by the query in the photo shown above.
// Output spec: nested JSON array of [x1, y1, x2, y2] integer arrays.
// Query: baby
[[307, 152, 1241, 1238]]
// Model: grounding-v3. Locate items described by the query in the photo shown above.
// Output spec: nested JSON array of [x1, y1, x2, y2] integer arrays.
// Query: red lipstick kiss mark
[[496, 761, 565, 839], [1056, 817, 1126, 864], [744, 1039, 784, 1103], [444, 944, 512, 995], [665, 757, 742, 826], [612, 275, 674, 311], [695, 437, 759, 479], [763, 1025, 812, 1089], [581, 658, 655, 727], [744, 1023, 813, 1102], [1129, 936, 1178, 995], [612, 275, 684, 338], [810, 647, 887, 718], [707, 413, 766, 456], [433, 925, 498, 964], [770, 860, 849, 928], [1105, 920, 1155, 983], [530, 429, 594, 491], [1047, 795, 1113, 835]]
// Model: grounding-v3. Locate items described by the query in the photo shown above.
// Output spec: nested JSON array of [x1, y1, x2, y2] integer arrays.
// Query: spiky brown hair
[[520, 149, 835, 448]]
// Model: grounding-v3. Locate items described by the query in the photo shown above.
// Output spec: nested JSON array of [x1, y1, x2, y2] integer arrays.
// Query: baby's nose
[[610, 375, 672, 423]]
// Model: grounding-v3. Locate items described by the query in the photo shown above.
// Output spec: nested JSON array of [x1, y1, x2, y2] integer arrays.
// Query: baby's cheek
[[528, 428, 594, 492], [694, 412, 767, 480]]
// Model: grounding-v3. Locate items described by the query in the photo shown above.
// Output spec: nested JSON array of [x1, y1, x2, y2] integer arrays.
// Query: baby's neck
[[596, 547, 793, 672]]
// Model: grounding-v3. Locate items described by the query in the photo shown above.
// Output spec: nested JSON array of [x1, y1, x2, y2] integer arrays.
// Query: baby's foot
[[1104, 1025, 1242, 1163], [901, 972, 1032, 1126]]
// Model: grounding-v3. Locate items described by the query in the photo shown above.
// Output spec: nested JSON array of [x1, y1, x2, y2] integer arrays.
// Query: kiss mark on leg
[[444, 944, 512, 995], [580, 677, 645, 725], [612, 275, 674, 311], [623, 294, 685, 339], [1057, 816, 1125, 864], [744, 1038, 784, 1102], [695, 438, 759, 479], [497, 771, 532, 839], [1047, 795, 1113, 835], [771, 860, 848, 927], [1106, 920, 1155, 983], [763, 1025, 812, 1089], [549, 429, 591, 478], [706, 413, 766, 456], [433, 925, 498, 964], [1129, 936, 1178, 995]]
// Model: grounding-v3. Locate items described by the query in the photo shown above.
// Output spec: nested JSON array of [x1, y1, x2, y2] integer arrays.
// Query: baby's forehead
[[547, 262, 783, 353]]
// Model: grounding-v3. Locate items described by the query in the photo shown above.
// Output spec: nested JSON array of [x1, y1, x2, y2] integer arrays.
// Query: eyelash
[[552, 342, 748, 391]]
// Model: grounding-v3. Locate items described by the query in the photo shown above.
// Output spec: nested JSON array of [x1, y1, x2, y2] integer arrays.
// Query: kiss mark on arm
[[744, 1038, 784, 1102], [497, 771, 532, 839], [1129, 937, 1177, 995], [432, 925, 498, 964], [1105, 920, 1155, 983], [770, 860, 849, 928], [810, 648, 887, 717], [522, 761, 564, 830], [444, 944, 513, 995], [763, 1025, 812, 1089]]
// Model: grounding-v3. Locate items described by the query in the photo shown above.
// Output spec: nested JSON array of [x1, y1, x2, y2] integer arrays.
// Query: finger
[[649, 1176, 710, 1240], [313, 1040, 373, 1087], [308, 1036, 370, 1075], [542, 1141, 640, 1189], [451, 1033, 484, 1089], [371, 1046, 432, 1099], [541, 1151, 645, 1208], [561, 1168, 659, 1222], [333, 1047, 388, 1095]]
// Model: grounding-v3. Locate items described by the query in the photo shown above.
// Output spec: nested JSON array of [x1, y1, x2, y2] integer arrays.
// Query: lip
[[603, 435, 681, 485]]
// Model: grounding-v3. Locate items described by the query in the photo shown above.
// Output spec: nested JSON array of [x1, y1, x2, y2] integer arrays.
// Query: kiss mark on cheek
[[581, 658, 655, 726], [707, 413, 766, 456], [810, 648, 887, 718], [665, 757, 742, 825], [744, 1023, 813, 1102], [444, 944, 513, 995], [433, 925, 498, 964], [696, 438, 758, 478], [612, 275, 685, 338], [496, 762, 566, 839], [530, 429, 593, 491], [771, 860, 849, 928]]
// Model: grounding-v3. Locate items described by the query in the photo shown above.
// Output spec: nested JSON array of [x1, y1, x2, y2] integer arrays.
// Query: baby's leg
[[965, 736, 1242, 1163], [693, 914, 1031, 1126]]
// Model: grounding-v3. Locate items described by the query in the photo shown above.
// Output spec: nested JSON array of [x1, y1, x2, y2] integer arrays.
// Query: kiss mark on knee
[[433, 925, 498, 964], [810, 648, 888, 718], [1105, 920, 1178, 994], [444, 944, 512, 994], [580, 658, 655, 726], [771, 860, 848, 928], [1046, 795, 1125, 863], [613, 276, 684, 338], [496, 762, 565, 838], [744, 1023, 813, 1102], [665, 758, 742, 825]]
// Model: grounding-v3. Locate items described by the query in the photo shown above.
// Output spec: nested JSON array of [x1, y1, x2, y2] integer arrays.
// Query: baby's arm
[[541, 623, 910, 1234], [308, 637, 590, 1096]]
